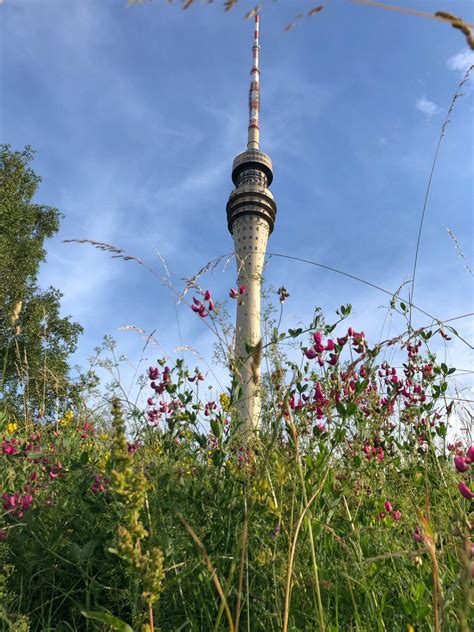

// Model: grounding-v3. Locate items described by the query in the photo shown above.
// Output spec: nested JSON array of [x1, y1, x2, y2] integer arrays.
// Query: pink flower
[[239, 285, 247, 295], [229, 288, 238, 299], [466, 445, 474, 463], [147, 397, 154, 406], [305, 347, 317, 360], [148, 366, 160, 380], [327, 353, 339, 366], [313, 332, 323, 345], [413, 526, 424, 543], [454, 456, 469, 473], [384, 500, 393, 513], [208, 299, 215, 312], [458, 481, 474, 500], [326, 339, 335, 351], [204, 290, 211, 301], [392, 510, 402, 521]]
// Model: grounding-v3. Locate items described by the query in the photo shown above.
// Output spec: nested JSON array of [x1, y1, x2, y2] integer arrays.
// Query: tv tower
[[226, 14, 277, 432]]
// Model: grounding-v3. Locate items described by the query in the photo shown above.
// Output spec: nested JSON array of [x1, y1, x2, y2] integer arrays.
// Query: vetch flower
[[454, 455, 469, 473], [384, 500, 393, 513], [466, 445, 474, 463], [458, 481, 474, 500]]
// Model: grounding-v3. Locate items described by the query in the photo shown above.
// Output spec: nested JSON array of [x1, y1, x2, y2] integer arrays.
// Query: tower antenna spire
[[248, 13, 260, 150], [227, 12, 277, 435]]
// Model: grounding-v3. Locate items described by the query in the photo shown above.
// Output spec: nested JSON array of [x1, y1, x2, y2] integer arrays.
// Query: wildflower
[[454, 455, 469, 473], [229, 287, 238, 299], [148, 366, 160, 380], [91, 473, 107, 494], [466, 445, 474, 462], [384, 500, 393, 513], [458, 481, 474, 500], [305, 347, 317, 360], [239, 285, 247, 295], [277, 286, 290, 303], [413, 526, 424, 543], [6, 422, 17, 434], [327, 353, 339, 366], [204, 290, 211, 301], [392, 510, 402, 521], [219, 393, 231, 410], [325, 339, 335, 351]]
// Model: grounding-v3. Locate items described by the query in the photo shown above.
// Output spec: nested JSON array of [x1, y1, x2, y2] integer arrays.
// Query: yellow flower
[[65, 410, 74, 420], [6, 422, 17, 434], [219, 393, 231, 410], [59, 418, 68, 427], [407, 625, 415, 632], [100, 433, 109, 440]]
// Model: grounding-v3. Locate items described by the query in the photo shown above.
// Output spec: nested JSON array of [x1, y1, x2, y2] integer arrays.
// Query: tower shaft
[[227, 15, 277, 433]]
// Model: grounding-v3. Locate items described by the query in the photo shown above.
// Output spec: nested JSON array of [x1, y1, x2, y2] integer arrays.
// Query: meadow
[[1, 294, 473, 631]]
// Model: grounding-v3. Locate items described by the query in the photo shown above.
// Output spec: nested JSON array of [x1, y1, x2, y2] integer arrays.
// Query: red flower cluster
[[192, 290, 214, 318]]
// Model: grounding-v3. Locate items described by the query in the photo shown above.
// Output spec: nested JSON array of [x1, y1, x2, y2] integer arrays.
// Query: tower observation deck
[[226, 14, 277, 433]]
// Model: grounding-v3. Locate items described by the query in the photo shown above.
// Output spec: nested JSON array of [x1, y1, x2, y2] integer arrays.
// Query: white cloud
[[415, 97, 439, 117], [447, 49, 474, 73]]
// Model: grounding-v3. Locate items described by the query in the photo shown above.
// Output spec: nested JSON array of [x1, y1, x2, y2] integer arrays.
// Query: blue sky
[[1, 0, 473, 407]]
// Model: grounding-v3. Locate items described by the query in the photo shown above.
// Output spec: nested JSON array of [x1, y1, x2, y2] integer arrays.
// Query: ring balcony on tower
[[227, 148, 277, 235]]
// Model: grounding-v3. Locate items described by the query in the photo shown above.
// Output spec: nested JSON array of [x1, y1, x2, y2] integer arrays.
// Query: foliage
[[0, 298, 472, 631], [0, 145, 83, 421]]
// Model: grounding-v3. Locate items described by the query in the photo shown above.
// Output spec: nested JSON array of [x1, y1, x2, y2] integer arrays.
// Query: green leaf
[[288, 328, 302, 338], [336, 402, 347, 418], [210, 418, 222, 438], [81, 611, 133, 631], [346, 402, 357, 416]]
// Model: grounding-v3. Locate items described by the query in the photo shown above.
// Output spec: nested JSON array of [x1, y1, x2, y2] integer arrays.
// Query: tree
[[0, 145, 83, 421]]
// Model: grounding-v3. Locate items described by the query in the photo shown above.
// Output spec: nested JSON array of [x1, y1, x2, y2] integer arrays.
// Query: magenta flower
[[208, 299, 215, 312], [327, 353, 339, 366], [229, 288, 238, 299], [313, 331, 323, 345], [459, 481, 474, 500], [305, 347, 317, 360], [454, 456, 469, 473], [148, 366, 160, 380], [392, 510, 402, 521], [466, 445, 474, 463], [239, 285, 247, 295], [325, 339, 335, 351], [204, 290, 211, 301], [413, 526, 424, 543], [384, 500, 393, 513]]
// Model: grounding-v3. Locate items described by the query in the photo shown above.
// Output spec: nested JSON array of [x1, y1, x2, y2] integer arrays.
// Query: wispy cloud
[[415, 97, 439, 117], [447, 49, 474, 73]]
